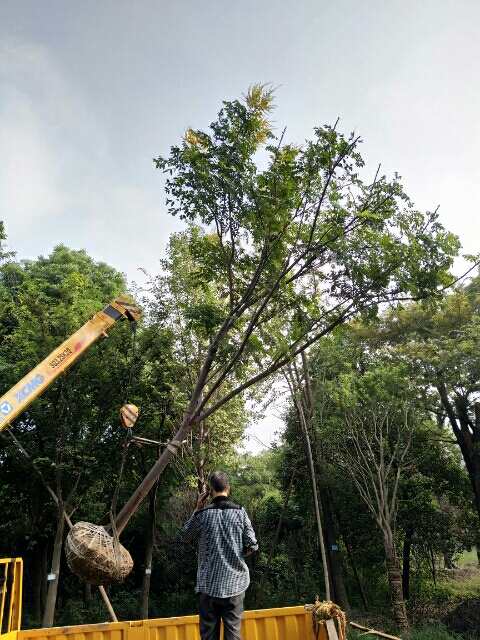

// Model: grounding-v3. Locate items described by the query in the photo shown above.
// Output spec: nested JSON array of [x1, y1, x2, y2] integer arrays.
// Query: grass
[[344, 562, 480, 639], [346, 620, 477, 639], [457, 549, 478, 566], [436, 564, 480, 600]]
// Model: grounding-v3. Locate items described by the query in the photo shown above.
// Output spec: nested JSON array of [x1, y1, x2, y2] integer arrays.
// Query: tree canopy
[[112, 85, 461, 534]]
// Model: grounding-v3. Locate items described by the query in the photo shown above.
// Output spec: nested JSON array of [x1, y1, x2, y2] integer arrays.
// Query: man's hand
[[194, 490, 210, 512]]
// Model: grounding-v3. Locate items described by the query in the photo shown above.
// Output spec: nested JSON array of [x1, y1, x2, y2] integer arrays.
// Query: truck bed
[[1, 560, 338, 640], [4, 606, 331, 640]]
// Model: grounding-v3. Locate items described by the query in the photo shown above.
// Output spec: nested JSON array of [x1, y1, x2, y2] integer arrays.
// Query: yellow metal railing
[[4, 605, 324, 640], [0, 556, 335, 640], [0, 559, 22, 635]]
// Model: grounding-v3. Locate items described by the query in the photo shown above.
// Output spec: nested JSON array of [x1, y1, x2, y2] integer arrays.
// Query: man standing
[[181, 471, 258, 640]]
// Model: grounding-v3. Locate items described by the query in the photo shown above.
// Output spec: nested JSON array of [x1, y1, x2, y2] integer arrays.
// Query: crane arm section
[[0, 296, 141, 435]]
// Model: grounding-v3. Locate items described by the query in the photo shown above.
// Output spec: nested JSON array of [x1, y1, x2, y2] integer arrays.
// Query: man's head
[[209, 471, 230, 496]]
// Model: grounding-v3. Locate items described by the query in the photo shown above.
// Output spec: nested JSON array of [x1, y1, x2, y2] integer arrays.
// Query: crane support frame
[[0, 559, 22, 635]]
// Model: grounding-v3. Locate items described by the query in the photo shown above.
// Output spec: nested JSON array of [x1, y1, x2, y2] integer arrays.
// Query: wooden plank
[[350, 622, 401, 639], [325, 619, 339, 640]]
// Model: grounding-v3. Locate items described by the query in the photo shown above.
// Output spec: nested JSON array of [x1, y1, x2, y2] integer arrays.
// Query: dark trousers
[[197, 591, 245, 640]]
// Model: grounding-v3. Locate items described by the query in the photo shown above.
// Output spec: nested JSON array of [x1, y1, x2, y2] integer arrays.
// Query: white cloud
[[1, 85, 61, 225], [0, 37, 109, 231]]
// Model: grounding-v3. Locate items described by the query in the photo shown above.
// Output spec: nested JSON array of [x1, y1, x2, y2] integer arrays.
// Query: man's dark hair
[[209, 471, 230, 493]]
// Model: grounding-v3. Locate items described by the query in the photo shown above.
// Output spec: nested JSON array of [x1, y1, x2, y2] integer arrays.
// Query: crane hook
[[120, 404, 138, 440]]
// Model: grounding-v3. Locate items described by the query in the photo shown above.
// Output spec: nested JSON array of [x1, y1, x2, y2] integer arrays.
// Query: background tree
[[284, 353, 350, 612], [329, 364, 423, 630], [371, 279, 480, 527], [0, 246, 137, 626], [271, 315, 478, 630]]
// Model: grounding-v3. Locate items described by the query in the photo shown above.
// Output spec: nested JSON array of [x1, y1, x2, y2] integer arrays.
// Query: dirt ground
[[409, 564, 480, 636], [442, 597, 480, 636]]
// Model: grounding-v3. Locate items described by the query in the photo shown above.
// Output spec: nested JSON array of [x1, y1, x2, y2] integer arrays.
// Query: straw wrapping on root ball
[[65, 521, 133, 586], [304, 597, 347, 640]]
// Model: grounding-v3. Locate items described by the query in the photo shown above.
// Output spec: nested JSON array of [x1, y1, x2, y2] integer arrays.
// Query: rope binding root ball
[[304, 596, 347, 640], [65, 521, 133, 586]]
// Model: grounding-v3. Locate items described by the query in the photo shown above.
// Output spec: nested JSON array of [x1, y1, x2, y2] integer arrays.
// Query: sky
[[1, 0, 479, 452]]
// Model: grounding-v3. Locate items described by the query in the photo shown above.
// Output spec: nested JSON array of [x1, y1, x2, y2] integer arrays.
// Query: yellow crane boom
[[0, 296, 141, 434]]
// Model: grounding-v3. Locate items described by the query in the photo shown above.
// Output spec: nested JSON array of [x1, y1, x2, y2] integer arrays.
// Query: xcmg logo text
[[14, 374, 45, 403]]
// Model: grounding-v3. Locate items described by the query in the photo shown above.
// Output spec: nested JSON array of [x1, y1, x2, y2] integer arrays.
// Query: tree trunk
[[473, 404, 480, 519], [83, 581, 92, 607], [437, 384, 480, 522], [196, 419, 206, 493], [312, 425, 350, 613], [42, 503, 66, 628], [319, 487, 351, 614], [32, 537, 48, 624], [402, 528, 413, 600], [429, 544, 436, 585], [384, 548, 408, 631], [112, 408, 207, 535], [139, 477, 160, 619], [343, 535, 368, 610], [301, 419, 330, 600], [443, 552, 457, 570]]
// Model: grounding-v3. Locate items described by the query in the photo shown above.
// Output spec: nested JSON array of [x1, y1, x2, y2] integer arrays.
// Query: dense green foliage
[[0, 87, 479, 636], [149, 83, 459, 442], [1, 247, 479, 636]]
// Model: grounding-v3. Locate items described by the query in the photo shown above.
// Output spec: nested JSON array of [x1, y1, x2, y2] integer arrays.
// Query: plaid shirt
[[181, 496, 258, 598]]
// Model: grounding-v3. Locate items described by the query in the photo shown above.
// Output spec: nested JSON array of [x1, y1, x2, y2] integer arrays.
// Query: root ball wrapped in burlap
[[304, 597, 347, 640], [65, 521, 133, 586]]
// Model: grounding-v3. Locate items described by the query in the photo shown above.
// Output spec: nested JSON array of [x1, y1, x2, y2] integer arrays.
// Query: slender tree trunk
[[42, 503, 66, 628], [313, 430, 350, 613], [196, 419, 206, 493], [139, 478, 160, 619], [41, 540, 48, 620], [429, 544, 436, 585], [32, 537, 48, 624], [402, 528, 413, 600], [287, 355, 351, 608], [33, 549, 43, 624], [293, 563, 300, 600], [343, 536, 368, 610], [139, 504, 154, 618], [301, 419, 330, 600], [384, 547, 408, 631], [83, 581, 91, 607], [319, 487, 350, 614]]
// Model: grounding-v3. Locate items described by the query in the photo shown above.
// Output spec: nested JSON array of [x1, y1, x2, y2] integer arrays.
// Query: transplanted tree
[[146, 227, 248, 493], [113, 84, 460, 534]]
